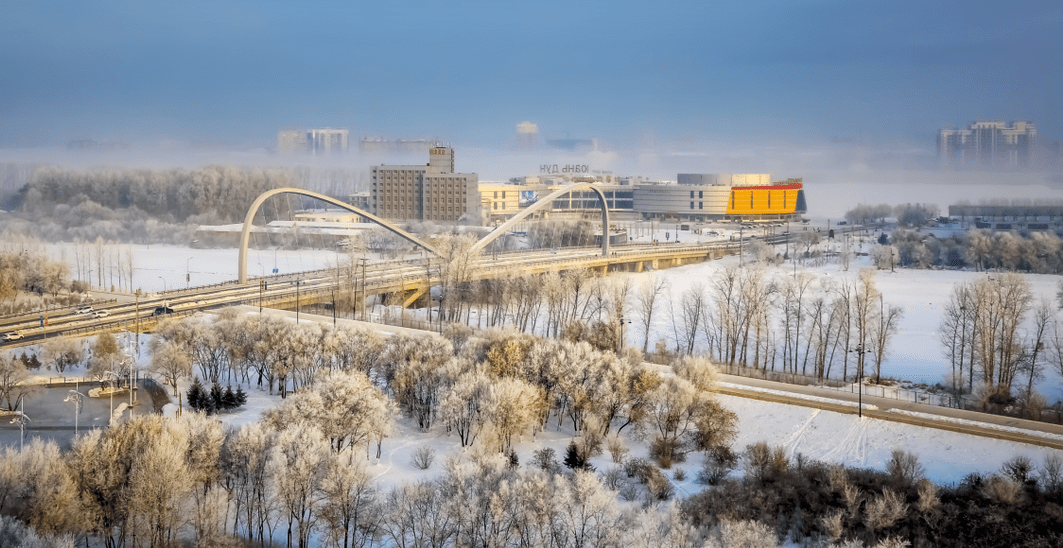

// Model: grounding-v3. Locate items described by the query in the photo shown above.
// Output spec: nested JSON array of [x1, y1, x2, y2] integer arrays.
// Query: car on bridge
[[2, 331, 23, 341], [93, 310, 110, 318], [74, 305, 94, 315], [152, 306, 175, 316]]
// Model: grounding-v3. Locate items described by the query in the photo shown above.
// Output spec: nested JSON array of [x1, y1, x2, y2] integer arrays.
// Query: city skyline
[[0, 1, 1059, 153]]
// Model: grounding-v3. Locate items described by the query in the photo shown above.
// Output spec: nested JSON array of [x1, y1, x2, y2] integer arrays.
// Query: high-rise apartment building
[[277, 128, 349, 155], [371, 146, 481, 223], [938, 121, 1037, 168]]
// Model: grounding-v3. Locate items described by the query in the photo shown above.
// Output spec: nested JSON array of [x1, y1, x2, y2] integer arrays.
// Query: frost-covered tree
[[264, 370, 393, 455], [439, 370, 490, 447], [319, 451, 380, 548], [41, 337, 84, 374], [222, 422, 279, 545], [0, 352, 33, 411], [271, 424, 329, 548], [483, 377, 546, 453], [150, 339, 193, 397]]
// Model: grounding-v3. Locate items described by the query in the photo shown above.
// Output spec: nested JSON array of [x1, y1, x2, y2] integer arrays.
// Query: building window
[[493, 191, 498, 199], [502, 191, 506, 199], [690, 201, 694, 209], [699, 191, 703, 199], [699, 202, 703, 209], [690, 191, 695, 199]]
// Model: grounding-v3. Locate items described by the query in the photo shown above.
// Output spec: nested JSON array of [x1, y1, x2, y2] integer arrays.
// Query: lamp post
[[617, 316, 632, 352], [9, 396, 28, 452], [850, 345, 871, 417], [64, 383, 85, 436], [103, 370, 122, 417], [257, 263, 265, 314], [295, 280, 302, 323], [186, 257, 193, 288], [158, 276, 167, 292], [739, 225, 744, 265]]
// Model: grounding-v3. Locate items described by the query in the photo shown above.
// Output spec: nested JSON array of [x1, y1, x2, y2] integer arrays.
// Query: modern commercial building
[[371, 146, 481, 223], [938, 121, 1037, 168], [480, 184, 522, 220], [278, 128, 350, 155], [634, 174, 805, 222]]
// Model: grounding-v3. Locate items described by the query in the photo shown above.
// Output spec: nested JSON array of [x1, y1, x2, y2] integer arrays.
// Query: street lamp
[[9, 396, 29, 452], [257, 263, 265, 314], [64, 382, 85, 436], [617, 316, 632, 351], [295, 280, 302, 323], [103, 370, 122, 417], [186, 257, 193, 288], [850, 345, 871, 417], [158, 276, 167, 292]]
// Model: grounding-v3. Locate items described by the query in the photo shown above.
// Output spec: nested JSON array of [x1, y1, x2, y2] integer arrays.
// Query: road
[[714, 374, 1063, 450]]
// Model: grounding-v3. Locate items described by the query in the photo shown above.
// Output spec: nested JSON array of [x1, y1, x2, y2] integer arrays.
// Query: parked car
[[93, 310, 110, 318], [74, 305, 93, 315], [152, 306, 175, 316], [2, 331, 23, 341]]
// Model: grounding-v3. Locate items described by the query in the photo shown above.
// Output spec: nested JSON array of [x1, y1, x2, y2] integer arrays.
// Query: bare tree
[[150, 339, 193, 397], [633, 276, 667, 352], [41, 337, 84, 375], [319, 451, 380, 548], [0, 353, 34, 411], [870, 296, 903, 383]]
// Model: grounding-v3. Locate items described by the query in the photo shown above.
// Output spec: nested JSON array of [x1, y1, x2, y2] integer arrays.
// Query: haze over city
[[1, 1, 1060, 163]]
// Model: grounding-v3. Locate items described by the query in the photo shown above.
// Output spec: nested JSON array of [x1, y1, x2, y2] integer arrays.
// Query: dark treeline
[[686, 447, 1063, 548]]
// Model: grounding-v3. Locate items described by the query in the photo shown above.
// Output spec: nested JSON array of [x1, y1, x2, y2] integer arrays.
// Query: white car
[[93, 310, 110, 318], [2, 331, 23, 341], [74, 305, 94, 315]]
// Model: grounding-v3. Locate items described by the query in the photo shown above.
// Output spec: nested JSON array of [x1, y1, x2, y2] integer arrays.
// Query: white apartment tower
[[938, 121, 1037, 168]]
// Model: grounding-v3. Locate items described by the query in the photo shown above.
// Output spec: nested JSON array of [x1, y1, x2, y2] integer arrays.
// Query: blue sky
[[1, 0, 1060, 151]]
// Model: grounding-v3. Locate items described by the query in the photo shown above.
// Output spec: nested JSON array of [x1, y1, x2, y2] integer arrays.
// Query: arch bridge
[[238, 183, 611, 284], [237, 188, 439, 284]]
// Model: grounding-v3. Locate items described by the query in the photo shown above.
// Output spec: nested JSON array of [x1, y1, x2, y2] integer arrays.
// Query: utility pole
[[134, 289, 140, 349], [739, 225, 744, 265], [360, 257, 369, 322]]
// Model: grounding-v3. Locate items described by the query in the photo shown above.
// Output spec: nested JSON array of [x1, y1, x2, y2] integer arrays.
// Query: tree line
[[939, 273, 1063, 415], [845, 203, 941, 228], [0, 165, 308, 244], [880, 228, 1063, 274], [145, 310, 736, 467], [417, 252, 904, 385]]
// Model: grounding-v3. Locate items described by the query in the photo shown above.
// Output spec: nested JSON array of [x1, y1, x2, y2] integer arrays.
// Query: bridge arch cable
[[238, 188, 441, 284], [469, 182, 611, 258]]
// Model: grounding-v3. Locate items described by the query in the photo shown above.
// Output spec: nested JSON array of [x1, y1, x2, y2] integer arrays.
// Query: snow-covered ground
[[13, 237, 1062, 486], [34, 236, 1063, 402], [194, 355, 1063, 488], [618, 248, 1063, 402]]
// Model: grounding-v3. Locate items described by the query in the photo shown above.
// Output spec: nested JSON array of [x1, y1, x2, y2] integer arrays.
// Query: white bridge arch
[[237, 188, 439, 284], [238, 183, 612, 284], [470, 183, 611, 256]]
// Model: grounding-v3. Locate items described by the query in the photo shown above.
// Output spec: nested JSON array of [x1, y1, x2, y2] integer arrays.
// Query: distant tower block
[[516, 121, 538, 150]]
